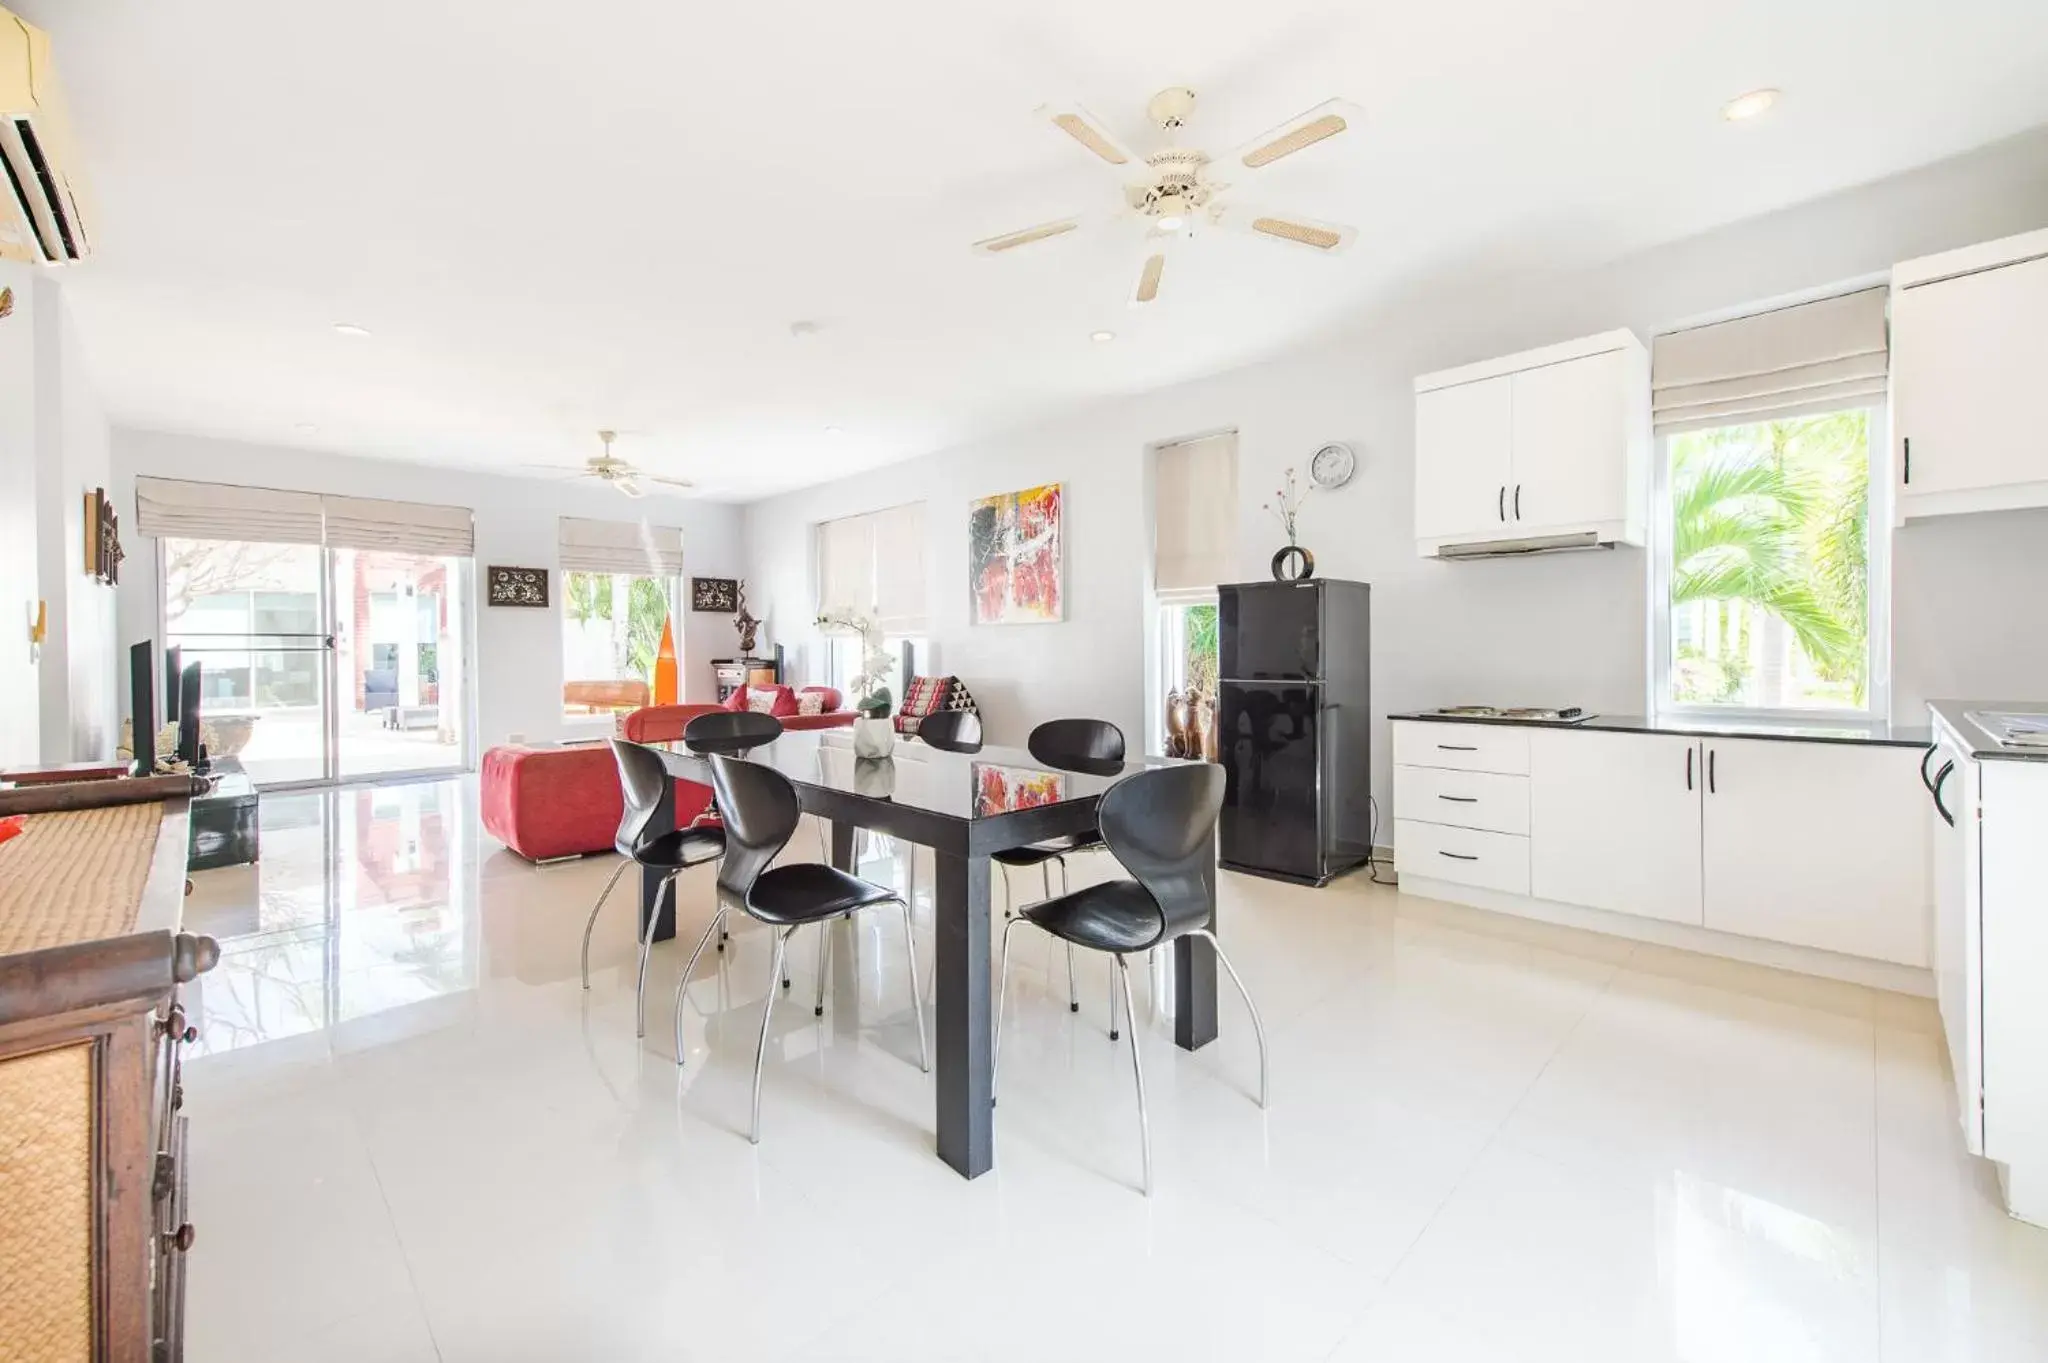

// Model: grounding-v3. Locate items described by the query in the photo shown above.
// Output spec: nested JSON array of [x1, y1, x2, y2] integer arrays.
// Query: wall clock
[[1310, 442, 1356, 489]]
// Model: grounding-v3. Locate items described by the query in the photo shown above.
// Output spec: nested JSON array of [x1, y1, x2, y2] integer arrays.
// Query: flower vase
[[853, 716, 895, 759], [1270, 540, 1316, 582]]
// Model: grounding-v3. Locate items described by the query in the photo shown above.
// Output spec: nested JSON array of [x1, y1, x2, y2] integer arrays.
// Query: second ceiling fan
[[974, 87, 1360, 306]]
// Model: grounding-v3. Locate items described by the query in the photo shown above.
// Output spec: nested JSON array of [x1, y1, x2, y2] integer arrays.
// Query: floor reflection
[[185, 780, 477, 1055]]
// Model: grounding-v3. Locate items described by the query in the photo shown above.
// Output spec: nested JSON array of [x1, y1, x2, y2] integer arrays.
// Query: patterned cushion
[[796, 690, 826, 716], [746, 688, 779, 714], [895, 675, 978, 735]]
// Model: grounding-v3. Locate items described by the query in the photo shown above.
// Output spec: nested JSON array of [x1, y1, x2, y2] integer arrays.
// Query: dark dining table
[[635, 728, 1219, 1180]]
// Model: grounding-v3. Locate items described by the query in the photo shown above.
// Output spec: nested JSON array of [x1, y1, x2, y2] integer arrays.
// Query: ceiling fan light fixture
[[1721, 88, 1779, 121]]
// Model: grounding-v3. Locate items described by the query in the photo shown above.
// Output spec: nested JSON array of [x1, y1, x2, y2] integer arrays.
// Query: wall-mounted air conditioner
[[1, 7, 92, 266]]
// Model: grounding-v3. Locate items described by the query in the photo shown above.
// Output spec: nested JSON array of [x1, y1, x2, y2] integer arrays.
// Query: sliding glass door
[[160, 537, 472, 788]]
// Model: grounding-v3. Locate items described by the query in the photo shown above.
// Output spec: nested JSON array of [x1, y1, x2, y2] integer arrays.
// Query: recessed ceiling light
[[294, 422, 319, 434], [1721, 88, 1779, 122], [824, 425, 845, 436], [1090, 330, 1116, 343], [332, 322, 372, 337]]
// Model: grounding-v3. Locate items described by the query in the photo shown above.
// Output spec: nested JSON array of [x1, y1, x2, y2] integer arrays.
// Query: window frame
[[1648, 402, 1892, 723], [1151, 586, 1220, 753], [559, 569, 683, 723]]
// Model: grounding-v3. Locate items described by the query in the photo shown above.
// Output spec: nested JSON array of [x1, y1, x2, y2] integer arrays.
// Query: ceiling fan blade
[[1037, 102, 1145, 173], [615, 478, 646, 499], [1131, 249, 1167, 307], [1216, 205, 1356, 253], [973, 215, 1088, 255], [646, 476, 696, 490], [1223, 99, 1358, 172]]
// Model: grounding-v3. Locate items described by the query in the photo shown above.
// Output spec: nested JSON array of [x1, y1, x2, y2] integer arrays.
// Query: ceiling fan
[[974, 87, 1361, 306], [525, 430, 693, 499]]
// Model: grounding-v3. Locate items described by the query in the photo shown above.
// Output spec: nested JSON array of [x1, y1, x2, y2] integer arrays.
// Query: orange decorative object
[[0, 815, 24, 848], [652, 617, 679, 706]]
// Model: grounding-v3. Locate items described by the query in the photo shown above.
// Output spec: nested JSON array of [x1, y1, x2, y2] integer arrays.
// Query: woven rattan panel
[[0, 801, 165, 954], [0, 1043, 94, 1361]]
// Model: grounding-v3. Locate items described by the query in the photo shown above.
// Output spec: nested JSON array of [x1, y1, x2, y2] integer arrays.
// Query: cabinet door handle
[[1498, 486, 1506, 522], [1919, 743, 1941, 794], [1686, 747, 1693, 791], [1903, 436, 1912, 486], [1932, 759, 1956, 827], [1513, 484, 1522, 520], [1437, 794, 1479, 803], [1437, 744, 1478, 752], [1437, 850, 1479, 861], [1707, 748, 1717, 794]]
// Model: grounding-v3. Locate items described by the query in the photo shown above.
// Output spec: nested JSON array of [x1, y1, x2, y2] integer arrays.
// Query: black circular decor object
[[1271, 545, 1315, 581]]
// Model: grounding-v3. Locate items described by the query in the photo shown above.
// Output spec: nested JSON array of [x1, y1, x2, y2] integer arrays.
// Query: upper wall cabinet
[[1412, 330, 1650, 559], [1892, 227, 2048, 524]]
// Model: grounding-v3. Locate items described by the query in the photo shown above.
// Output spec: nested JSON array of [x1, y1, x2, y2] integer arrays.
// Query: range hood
[[1432, 530, 1616, 560]]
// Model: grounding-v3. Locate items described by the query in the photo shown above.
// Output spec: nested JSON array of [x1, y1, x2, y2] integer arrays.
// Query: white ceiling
[[19, 0, 2048, 500]]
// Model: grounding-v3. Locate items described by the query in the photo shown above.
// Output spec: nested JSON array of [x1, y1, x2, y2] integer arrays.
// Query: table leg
[[1174, 827, 1218, 1051], [830, 818, 856, 872], [933, 849, 993, 1178], [638, 783, 679, 944]]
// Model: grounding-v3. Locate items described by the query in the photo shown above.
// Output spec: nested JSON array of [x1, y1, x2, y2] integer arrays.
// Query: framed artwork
[[972, 762, 1066, 817], [691, 576, 739, 612], [83, 487, 121, 585], [968, 482, 1063, 625], [486, 565, 549, 607]]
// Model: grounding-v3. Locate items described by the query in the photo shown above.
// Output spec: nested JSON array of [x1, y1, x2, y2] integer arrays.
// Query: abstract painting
[[973, 763, 1066, 817], [968, 482, 1063, 624]]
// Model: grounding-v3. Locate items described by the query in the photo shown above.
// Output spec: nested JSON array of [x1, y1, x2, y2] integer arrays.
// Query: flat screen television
[[129, 640, 155, 776], [176, 660, 206, 772]]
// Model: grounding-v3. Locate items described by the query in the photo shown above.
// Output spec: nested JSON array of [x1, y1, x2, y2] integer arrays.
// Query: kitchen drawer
[[1393, 765, 1529, 835], [1392, 721, 1530, 775], [1395, 819, 1531, 895]]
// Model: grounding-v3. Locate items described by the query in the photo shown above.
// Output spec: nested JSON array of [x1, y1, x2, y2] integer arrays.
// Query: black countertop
[[1391, 710, 1933, 749], [1928, 701, 2048, 763]]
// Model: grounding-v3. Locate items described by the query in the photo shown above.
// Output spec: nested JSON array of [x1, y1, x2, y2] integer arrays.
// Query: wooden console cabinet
[[0, 786, 218, 1362]]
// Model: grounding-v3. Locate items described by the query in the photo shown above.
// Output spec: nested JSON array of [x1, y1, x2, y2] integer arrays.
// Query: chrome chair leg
[[671, 908, 727, 1064], [635, 871, 679, 1039], [1190, 928, 1270, 1109], [752, 927, 796, 1144], [578, 857, 632, 990], [990, 916, 1024, 1106], [814, 918, 833, 1017], [896, 898, 930, 1073], [1109, 965, 1121, 1042], [1115, 954, 1151, 1197]]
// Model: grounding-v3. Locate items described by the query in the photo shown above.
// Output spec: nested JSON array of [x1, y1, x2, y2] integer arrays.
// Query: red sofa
[[480, 687, 851, 862]]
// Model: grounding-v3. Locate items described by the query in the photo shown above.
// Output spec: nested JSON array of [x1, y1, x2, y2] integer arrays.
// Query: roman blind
[[134, 476, 325, 546], [1153, 432, 1238, 593], [325, 495, 474, 555], [872, 502, 928, 633], [1652, 287, 1889, 434], [816, 502, 927, 630], [558, 516, 685, 576]]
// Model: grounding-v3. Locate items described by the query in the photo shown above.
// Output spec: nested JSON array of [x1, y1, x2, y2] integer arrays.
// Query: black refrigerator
[[1216, 579, 1372, 887]]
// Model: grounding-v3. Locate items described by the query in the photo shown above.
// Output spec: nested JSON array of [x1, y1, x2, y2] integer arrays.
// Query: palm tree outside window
[[1654, 408, 1887, 716]]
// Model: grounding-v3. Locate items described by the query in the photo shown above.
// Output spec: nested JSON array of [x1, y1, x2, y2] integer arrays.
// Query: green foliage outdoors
[[1670, 412, 1868, 707], [566, 571, 672, 684], [1182, 603, 1219, 697]]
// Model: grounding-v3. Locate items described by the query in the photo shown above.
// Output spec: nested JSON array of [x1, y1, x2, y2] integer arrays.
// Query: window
[[1655, 410, 1883, 712], [560, 571, 676, 716], [1649, 287, 1890, 717], [1150, 431, 1235, 754]]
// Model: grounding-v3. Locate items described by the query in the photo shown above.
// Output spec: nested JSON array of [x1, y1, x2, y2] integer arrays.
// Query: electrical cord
[[1365, 794, 1395, 884]]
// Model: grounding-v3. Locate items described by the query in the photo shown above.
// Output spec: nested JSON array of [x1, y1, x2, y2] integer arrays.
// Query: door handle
[[1707, 748, 1717, 795], [1498, 486, 1505, 522], [1513, 484, 1521, 520], [1437, 850, 1479, 861], [1919, 743, 1940, 794], [1903, 437, 1912, 485], [1932, 759, 1956, 827], [1437, 794, 1479, 803], [1686, 746, 1693, 791]]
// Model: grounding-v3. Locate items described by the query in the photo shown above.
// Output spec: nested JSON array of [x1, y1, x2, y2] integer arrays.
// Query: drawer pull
[[1436, 794, 1479, 803], [153, 1153, 175, 1203], [1436, 744, 1479, 752], [1437, 850, 1480, 862], [162, 1224, 195, 1254]]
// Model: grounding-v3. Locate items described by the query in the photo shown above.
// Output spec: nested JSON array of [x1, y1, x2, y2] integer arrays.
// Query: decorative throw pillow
[[797, 691, 827, 716], [745, 687, 780, 714], [721, 686, 749, 712]]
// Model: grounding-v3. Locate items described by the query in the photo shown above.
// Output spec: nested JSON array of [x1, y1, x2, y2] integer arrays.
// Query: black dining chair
[[991, 762, 1267, 1196], [579, 739, 729, 1038], [670, 753, 929, 1144], [992, 718, 1126, 1016], [914, 708, 983, 752], [683, 711, 788, 968]]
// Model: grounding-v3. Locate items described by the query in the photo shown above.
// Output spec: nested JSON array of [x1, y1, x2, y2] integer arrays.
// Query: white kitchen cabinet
[[1394, 819, 1531, 896], [1892, 228, 2048, 522], [1698, 738, 1929, 968], [1412, 330, 1649, 557], [1528, 730, 1703, 926], [1393, 764, 1529, 836], [1414, 375, 1512, 541]]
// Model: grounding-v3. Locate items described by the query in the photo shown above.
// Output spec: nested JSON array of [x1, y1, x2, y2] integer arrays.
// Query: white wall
[[0, 261, 38, 768], [110, 430, 749, 753], [744, 129, 2048, 820]]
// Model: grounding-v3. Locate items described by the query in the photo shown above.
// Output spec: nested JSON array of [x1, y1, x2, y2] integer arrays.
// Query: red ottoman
[[480, 742, 713, 863]]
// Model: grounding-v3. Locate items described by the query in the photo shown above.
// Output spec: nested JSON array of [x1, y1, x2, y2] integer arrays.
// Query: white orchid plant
[[814, 608, 894, 717]]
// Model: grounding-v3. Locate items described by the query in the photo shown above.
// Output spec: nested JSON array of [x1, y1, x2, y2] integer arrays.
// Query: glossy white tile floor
[[179, 779, 2048, 1362]]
